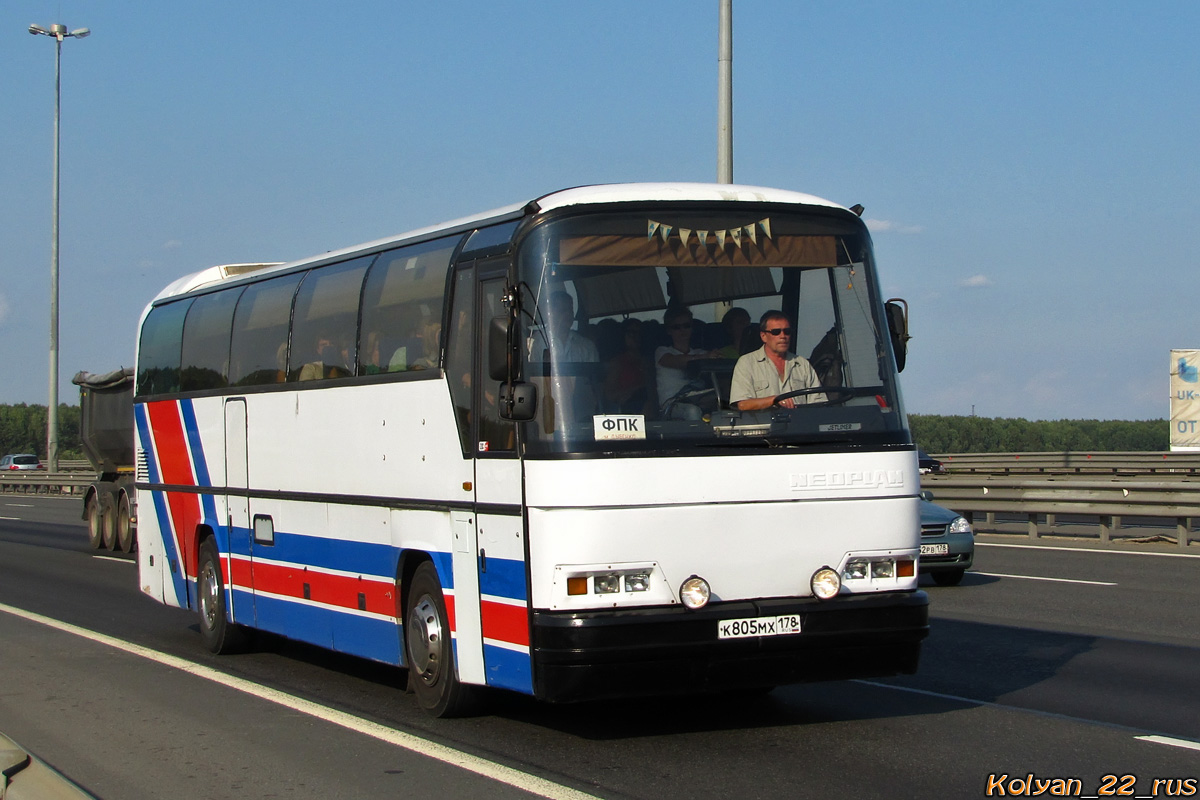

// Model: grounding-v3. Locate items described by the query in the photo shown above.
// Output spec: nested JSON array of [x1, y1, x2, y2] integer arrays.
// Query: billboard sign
[[1170, 349, 1200, 450]]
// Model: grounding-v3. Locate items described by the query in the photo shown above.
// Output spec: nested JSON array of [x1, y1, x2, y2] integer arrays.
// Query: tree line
[[0, 404, 1170, 462], [909, 414, 1168, 454], [0, 405, 83, 460]]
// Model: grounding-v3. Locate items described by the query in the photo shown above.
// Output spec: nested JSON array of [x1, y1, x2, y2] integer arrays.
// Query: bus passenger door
[[446, 264, 530, 694], [473, 271, 531, 694], [223, 399, 253, 624]]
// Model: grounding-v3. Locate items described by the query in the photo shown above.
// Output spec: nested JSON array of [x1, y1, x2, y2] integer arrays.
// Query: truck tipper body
[[72, 368, 136, 551]]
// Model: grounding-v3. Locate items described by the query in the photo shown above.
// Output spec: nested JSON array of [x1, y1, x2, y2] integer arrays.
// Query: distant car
[[0, 454, 44, 471], [918, 495, 973, 586], [918, 449, 945, 474]]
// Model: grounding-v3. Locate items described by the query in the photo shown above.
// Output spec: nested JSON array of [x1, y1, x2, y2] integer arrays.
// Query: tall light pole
[[717, 0, 733, 184], [28, 22, 89, 472]]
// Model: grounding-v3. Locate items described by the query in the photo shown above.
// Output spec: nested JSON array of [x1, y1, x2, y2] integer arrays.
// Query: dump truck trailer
[[72, 368, 136, 551]]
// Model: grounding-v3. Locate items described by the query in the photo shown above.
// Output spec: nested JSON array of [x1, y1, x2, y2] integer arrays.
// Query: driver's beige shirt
[[730, 345, 825, 405]]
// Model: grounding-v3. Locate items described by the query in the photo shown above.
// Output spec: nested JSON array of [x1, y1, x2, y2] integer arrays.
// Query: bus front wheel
[[405, 561, 479, 717]]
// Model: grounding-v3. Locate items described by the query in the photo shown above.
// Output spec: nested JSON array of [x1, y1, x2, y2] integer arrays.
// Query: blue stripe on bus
[[230, 529, 400, 579], [247, 590, 403, 665], [480, 557, 527, 602], [431, 550, 455, 590], [484, 644, 533, 694], [178, 399, 218, 523]]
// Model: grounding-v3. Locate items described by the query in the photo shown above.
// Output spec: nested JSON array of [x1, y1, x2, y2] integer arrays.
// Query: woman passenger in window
[[655, 305, 718, 420]]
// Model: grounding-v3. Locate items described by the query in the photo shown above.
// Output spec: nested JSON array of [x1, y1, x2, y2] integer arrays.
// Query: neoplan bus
[[134, 183, 928, 717]]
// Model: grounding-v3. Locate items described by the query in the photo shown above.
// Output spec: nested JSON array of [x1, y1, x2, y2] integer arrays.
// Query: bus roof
[[150, 183, 847, 303], [533, 183, 845, 214]]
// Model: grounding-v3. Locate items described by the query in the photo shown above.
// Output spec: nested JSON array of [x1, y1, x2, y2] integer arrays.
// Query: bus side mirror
[[488, 315, 513, 381], [885, 298, 910, 373], [498, 381, 537, 421]]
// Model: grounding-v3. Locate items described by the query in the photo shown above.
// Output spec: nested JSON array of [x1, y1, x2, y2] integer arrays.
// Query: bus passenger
[[604, 317, 652, 414], [712, 306, 752, 360], [655, 305, 719, 420], [730, 311, 825, 410]]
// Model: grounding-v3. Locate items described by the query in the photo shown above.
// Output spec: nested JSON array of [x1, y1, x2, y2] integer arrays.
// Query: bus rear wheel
[[197, 538, 250, 654], [405, 561, 479, 717]]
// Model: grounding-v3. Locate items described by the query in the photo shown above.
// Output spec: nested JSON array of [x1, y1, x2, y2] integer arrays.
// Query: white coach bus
[[134, 183, 928, 716]]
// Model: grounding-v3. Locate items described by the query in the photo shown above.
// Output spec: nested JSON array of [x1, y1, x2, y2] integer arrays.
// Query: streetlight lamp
[[28, 22, 89, 473]]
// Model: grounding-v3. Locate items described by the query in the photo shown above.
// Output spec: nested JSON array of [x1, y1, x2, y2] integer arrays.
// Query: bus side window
[[445, 269, 475, 456], [288, 257, 371, 383], [137, 300, 190, 396], [359, 237, 460, 377], [229, 273, 303, 387], [477, 277, 515, 452]]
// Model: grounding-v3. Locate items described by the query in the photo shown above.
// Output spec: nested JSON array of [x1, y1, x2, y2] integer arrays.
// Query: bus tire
[[117, 493, 135, 553], [85, 493, 103, 549], [100, 493, 119, 551], [405, 561, 480, 717], [197, 537, 250, 654]]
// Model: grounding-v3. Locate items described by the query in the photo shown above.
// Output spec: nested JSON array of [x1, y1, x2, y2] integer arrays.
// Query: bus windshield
[[514, 208, 908, 455]]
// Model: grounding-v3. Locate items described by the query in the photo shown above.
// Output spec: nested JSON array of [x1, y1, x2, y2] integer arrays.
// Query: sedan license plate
[[920, 543, 950, 556], [717, 614, 802, 640]]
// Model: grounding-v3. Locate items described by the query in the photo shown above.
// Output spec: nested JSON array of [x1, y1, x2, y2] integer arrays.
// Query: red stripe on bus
[[146, 401, 195, 487], [481, 599, 529, 647], [242, 560, 397, 617]]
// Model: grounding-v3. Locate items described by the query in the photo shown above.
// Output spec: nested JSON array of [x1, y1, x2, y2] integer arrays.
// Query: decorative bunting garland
[[647, 217, 772, 249]]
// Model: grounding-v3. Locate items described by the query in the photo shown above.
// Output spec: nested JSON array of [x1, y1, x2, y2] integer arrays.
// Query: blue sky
[[2, 1, 1196, 420]]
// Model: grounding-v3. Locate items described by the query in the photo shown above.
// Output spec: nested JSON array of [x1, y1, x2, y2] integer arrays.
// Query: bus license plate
[[920, 543, 949, 556], [717, 614, 802, 640]]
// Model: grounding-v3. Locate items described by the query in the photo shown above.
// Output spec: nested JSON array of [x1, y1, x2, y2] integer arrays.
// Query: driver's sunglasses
[[763, 327, 792, 336]]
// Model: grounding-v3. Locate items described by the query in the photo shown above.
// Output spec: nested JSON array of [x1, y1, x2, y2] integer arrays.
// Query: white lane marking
[[973, 571, 1117, 586], [855, 680, 1200, 752], [92, 555, 134, 564], [4, 504, 34, 508], [0, 516, 20, 521], [1135, 735, 1200, 752], [0, 601, 599, 800], [978, 541, 1200, 560]]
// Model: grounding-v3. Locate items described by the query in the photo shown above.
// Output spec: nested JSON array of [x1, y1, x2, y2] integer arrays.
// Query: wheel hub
[[407, 594, 443, 685]]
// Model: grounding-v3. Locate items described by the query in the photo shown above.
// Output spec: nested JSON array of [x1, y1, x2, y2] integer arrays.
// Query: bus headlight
[[811, 567, 841, 600], [679, 576, 710, 610], [594, 574, 621, 594]]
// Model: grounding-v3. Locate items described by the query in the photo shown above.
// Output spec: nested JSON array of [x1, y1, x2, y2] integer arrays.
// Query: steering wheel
[[772, 386, 855, 407]]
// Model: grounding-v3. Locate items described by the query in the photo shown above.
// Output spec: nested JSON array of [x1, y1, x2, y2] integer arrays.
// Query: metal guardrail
[[0, 471, 96, 495], [934, 451, 1200, 475], [923, 473, 1197, 549]]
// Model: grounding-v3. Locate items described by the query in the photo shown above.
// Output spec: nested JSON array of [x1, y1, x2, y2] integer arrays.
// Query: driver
[[730, 311, 825, 410]]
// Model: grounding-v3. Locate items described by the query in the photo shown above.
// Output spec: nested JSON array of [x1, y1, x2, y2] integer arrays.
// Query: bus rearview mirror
[[498, 381, 537, 421], [885, 299, 910, 373]]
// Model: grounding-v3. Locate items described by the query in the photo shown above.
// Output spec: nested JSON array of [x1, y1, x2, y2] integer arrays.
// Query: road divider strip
[[973, 571, 1117, 586], [977, 541, 1200, 559], [0, 601, 600, 800]]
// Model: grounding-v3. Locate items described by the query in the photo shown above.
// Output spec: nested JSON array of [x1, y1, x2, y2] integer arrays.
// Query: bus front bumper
[[530, 590, 929, 704]]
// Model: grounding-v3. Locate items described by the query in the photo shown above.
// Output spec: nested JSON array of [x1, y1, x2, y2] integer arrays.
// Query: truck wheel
[[117, 493, 135, 553], [405, 561, 480, 717], [85, 494, 103, 549], [100, 493, 119, 550], [197, 537, 250, 654]]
